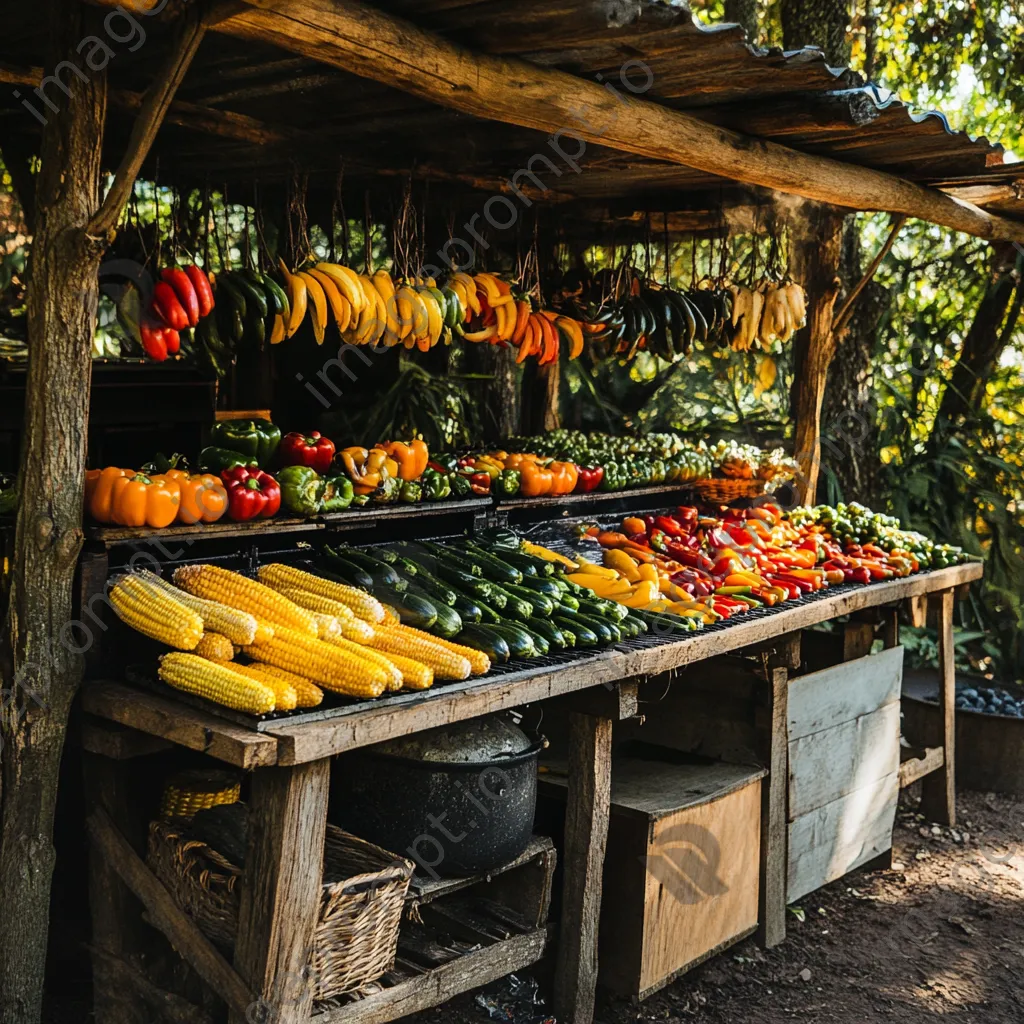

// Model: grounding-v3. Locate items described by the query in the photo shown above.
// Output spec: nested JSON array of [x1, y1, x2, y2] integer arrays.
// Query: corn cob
[[323, 635, 402, 691], [401, 627, 491, 676], [310, 611, 342, 640], [244, 626, 389, 699], [158, 653, 276, 713], [253, 619, 276, 644], [380, 603, 401, 626], [133, 569, 259, 646], [173, 564, 318, 637], [194, 632, 235, 662], [230, 663, 297, 710], [274, 586, 357, 624], [238, 663, 324, 708], [340, 617, 375, 643], [160, 770, 241, 820], [110, 576, 203, 650], [364, 625, 472, 681], [257, 564, 384, 623], [379, 652, 433, 691]]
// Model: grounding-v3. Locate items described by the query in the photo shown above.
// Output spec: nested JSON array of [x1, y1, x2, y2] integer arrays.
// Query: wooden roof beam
[[166, 0, 1024, 243]]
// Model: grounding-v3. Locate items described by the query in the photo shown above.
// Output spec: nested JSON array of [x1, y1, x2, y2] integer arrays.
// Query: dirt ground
[[410, 786, 1024, 1024]]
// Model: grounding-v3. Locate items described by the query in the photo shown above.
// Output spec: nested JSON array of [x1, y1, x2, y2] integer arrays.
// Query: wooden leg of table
[[757, 667, 788, 948], [229, 759, 331, 1024], [881, 606, 900, 650], [554, 713, 613, 1024], [921, 589, 956, 826], [83, 751, 148, 1024]]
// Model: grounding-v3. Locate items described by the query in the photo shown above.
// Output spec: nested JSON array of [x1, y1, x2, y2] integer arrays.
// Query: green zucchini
[[421, 542, 482, 577], [457, 625, 510, 663], [518, 625, 549, 656], [485, 622, 536, 659], [424, 599, 463, 639], [554, 616, 595, 647], [371, 586, 437, 629], [527, 617, 567, 650], [472, 598, 503, 625], [485, 550, 539, 577], [517, 575, 564, 600], [476, 526, 521, 551], [318, 552, 375, 590], [434, 562, 493, 599], [371, 547, 400, 565], [559, 624, 577, 647], [485, 584, 532, 622], [460, 544, 523, 585], [399, 564, 457, 606], [504, 583, 553, 617], [623, 614, 648, 635], [578, 597, 627, 623], [450, 592, 483, 624], [332, 547, 402, 587], [573, 612, 617, 644]]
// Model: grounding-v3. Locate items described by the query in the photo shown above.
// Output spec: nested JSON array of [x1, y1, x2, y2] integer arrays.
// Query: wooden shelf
[[495, 481, 694, 511], [898, 745, 945, 788]]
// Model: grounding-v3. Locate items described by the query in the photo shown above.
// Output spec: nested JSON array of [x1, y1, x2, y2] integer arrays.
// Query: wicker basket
[[148, 819, 413, 999], [693, 477, 767, 503]]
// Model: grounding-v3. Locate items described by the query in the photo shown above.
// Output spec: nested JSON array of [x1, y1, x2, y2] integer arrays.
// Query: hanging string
[[364, 190, 372, 275], [153, 158, 162, 268]]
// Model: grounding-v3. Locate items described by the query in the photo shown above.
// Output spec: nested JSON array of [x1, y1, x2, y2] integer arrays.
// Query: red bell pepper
[[574, 466, 604, 492], [221, 466, 281, 520], [469, 472, 491, 496], [279, 431, 335, 474]]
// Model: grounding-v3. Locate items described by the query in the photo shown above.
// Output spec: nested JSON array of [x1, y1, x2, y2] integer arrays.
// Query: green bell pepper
[[495, 469, 521, 497], [277, 465, 322, 516], [198, 446, 259, 473], [448, 472, 472, 498], [431, 452, 459, 473], [320, 474, 354, 512], [351, 493, 370, 507], [209, 418, 281, 466], [374, 475, 401, 504], [399, 480, 423, 504], [421, 468, 451, 501]]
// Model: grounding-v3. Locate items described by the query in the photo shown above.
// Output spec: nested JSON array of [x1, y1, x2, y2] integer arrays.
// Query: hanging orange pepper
[[376, 439, 429, 481]]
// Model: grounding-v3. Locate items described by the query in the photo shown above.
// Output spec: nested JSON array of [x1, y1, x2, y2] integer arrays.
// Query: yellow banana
[[316, 263, 366, 314], [269, 313, 286, 345], [417, 287, 443, 347], [453, 272, 481, 316], [359, 274, 387, 347], [279, 259, 308, 339], [307, 268, 350, 333], [297, 272, 327, 345]]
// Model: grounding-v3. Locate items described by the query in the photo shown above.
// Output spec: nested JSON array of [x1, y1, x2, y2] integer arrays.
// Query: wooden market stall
[[1, 2, 1021, 1024]]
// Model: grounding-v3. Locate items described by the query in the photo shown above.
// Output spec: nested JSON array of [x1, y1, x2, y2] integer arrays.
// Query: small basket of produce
[[693, 477, 767, 503], [148, 803, 414, 999], [159, 769, 242, 821]]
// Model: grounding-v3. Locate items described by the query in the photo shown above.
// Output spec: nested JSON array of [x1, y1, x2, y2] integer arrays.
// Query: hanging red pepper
[[279, 431, 336, 474], [160, 267, 200, 328], [139, 320, 169, 361], [184, 265, 215, 318], [151, 280, 189, 331], [221, 466, 281, 520]]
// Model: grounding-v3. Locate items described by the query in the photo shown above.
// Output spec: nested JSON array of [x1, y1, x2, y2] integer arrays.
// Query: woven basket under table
[[148, 819, 413, 1000], [693, 477, 767, 503]]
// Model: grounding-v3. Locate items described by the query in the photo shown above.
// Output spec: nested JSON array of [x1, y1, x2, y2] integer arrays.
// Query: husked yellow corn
[[158, 653, 276, 714], [242, 663, 324, 708], [194, 632, 235, 662], [274, 587, 357, 624], [244, 626, 389, 699], [257, 564, 384, 623], [341, 617, 375, 642], [133, 569, 259, 645], [110, 576, 203, 650], [380, 604, 401, 626], [364, 625, 472, 681], [379, 652, 434, 691], [394, 626, 492, 676], [173, 564, 318, 637], [253, 619, 276, 644], [323, 635, 402, 691]]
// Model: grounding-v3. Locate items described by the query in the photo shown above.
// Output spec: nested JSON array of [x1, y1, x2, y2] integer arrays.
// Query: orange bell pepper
[[519, 460, 555, 497], [376, 439, 429, 481], [548, 460, 579, 496], [87, 467, 132, 523], [108, 473, 180, 528], [504, 452, 540, 471], [164, 469, 228, 524]]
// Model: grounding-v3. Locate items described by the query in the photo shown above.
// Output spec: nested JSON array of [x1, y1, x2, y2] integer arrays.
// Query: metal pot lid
[[371, 715, 532, 763]]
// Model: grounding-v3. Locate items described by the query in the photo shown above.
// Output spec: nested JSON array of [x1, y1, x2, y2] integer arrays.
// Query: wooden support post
[[921, 589, 956, 826], [554, 713, 613, 1024], [881, 606, 899, 650], [757, 667, 788, 948], [230, 760, 331, 1024]]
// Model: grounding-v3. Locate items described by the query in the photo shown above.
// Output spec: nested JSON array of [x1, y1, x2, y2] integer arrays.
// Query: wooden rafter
[[83, 0, 1024, 243]]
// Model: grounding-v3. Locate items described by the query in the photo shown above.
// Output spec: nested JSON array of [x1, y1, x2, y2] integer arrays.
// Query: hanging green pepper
[[495, 469, 521, 498], [209, 418, 281, 465], [276, 465, 322, 516], [320, 474, 354, 512], [399, 480, 423, 504], [448, 472, 472, 498], [421, 468, 451, 501]]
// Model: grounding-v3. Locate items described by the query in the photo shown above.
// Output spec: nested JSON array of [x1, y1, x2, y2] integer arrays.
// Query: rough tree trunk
[[819, 223, 888, 505], [0, 2, 107, 1020], [788, 204, 845, 504], [935, 242, 1020, 427], [781, 0, 851, 59], [463, 341, 520, 440]]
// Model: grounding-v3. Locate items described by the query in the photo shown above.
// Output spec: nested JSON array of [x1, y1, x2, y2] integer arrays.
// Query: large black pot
[[332, 737, 543, 878]]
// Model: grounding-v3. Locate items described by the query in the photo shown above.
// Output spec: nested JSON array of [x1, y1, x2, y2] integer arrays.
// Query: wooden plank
[[85, 807, 254, 1019], [552, 680, 639, 720], [160, 0, 1024, 243], [908, 593, 929, 628], [899, 745, 945, 788], [267, 567, 980, 763], [787, 772, 899, 904], [787, 646, 904, 742], [639, 780, 762, 995], [757, 667, 788, 949], [81, 682, 278, 768], [922, 589, 957, 825], [80, 716, 174, 761], [843, 621, 877, 662], [309, 929, 547, 1024], [554, 714, 613, 1024], [230, 760, 331, 1024], [788, 703, 901, 819]]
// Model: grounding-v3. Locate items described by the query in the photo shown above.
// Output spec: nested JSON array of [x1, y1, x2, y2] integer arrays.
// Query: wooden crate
[[786, 645, 903, 903], [541, 756, 765, 1001]]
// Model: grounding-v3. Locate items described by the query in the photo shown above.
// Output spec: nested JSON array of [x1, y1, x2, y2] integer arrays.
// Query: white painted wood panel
[[787, 771, 898, 903], [788, 645, 903, 741], [788, 702, 901, 820]]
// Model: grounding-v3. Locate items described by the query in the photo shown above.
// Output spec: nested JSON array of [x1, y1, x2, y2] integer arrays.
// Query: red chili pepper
[[279, 430, 335, 474], [184, 265, 215, 318], [139, 320, 168, 361], [221, 466, 281, 520], [160, 267, 200, 328], [469, 472, 491, 496], [152, 280, 189, 331], [654, 515, 687, 537], [163, 328, 180, 355], [665, 541, 715, 572]]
